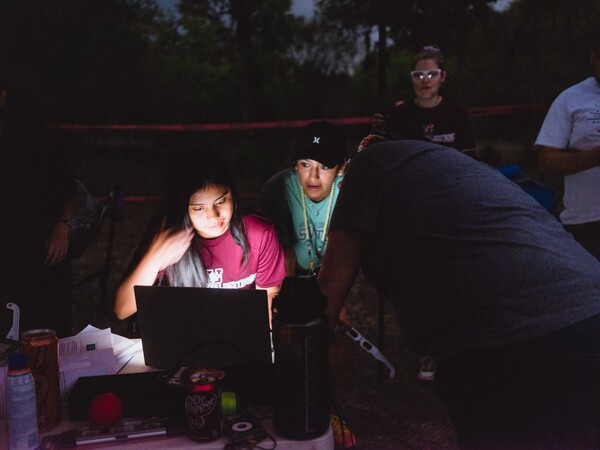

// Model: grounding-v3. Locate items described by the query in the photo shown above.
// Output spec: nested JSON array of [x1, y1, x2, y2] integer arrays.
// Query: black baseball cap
[[293, 121, 346, 168]]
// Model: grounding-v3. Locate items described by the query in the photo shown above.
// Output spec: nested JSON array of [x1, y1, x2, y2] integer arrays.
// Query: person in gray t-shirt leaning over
[[319, 133, 600, 449]]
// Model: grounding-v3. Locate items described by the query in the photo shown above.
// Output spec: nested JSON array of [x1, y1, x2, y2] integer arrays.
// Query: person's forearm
[[318, 231, 363, 333], [58, 195, 77, 223], [537, 145, 600, 175], [258, 284, 281, 329], [114, 252, 163, 319], [115, 225, 194, 319], [283, 247, 297, 276], [45, 195, 79, 265]]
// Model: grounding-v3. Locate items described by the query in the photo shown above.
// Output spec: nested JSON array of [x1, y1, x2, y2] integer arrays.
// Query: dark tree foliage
[[315, 0, 497, 55], [0, 0, 169, 123], [1, 0, 600, 128], [495, 0, 600, 104], [174, 0, 301, 122]]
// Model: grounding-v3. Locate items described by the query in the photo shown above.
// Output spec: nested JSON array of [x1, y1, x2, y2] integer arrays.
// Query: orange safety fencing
[[65, 103, 545, 204], [50, 103, 545, 132]]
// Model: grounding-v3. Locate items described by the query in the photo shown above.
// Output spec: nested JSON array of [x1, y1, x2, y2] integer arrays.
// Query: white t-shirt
[[535, 77, 600, 224]]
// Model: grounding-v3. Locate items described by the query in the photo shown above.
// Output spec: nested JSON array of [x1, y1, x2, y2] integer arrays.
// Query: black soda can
[[184, 368, 225, 441]]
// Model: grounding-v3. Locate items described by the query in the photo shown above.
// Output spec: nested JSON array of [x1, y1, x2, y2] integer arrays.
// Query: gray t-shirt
[[534, 77, 600, 224], [331, 139, 600, 357]]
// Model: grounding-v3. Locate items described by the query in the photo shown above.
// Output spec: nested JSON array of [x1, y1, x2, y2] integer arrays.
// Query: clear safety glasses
[[346, 327, 396, 378], [410, 69, 442, 81]]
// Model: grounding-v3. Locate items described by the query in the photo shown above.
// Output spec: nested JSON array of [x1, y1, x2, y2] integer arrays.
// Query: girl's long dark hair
[[164, 152, 249, 287]]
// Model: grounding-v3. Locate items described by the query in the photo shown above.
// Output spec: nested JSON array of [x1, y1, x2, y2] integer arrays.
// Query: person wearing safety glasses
[[375, 45, 475, 155], [374, 45, 477, 383]]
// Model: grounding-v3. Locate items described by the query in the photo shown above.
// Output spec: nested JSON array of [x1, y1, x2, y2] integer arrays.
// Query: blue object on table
[[497, 164, 556, 213]]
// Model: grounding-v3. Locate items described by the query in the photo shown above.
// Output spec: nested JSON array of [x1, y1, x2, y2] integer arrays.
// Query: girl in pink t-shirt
[[114, 154, 286, 322]]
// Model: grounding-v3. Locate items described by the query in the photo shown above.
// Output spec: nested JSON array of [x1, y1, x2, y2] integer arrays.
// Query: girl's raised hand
[[151, 227, 195, 269]]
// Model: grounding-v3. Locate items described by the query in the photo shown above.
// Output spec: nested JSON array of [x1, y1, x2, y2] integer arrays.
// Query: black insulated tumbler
[[272, 275, 330, 440]]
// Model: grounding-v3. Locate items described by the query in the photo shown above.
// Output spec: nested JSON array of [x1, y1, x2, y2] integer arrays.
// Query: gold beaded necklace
[[299, 179, 336, 276]]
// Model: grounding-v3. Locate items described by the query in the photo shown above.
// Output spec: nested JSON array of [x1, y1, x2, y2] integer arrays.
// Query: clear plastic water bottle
[[272, 276, 330, 439], [7, 352, 39, 450]]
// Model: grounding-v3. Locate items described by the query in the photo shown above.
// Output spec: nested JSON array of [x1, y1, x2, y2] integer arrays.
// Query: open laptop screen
[[134, 286, 272, 370]]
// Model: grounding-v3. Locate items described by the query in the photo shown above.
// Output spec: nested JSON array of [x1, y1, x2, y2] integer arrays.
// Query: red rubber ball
[[88, 392, 124, 426]]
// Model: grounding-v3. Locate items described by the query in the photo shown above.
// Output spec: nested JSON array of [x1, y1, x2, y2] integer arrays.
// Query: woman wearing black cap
[[259, 121, 356, 449], [258, 121, 347, 277]]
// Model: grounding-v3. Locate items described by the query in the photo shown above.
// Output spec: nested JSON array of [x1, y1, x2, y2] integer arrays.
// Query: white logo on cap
[[313, 136, 321, 144]]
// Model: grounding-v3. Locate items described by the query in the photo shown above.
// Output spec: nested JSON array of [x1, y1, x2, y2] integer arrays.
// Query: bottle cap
[[273, 276, 327, 324], [8, 352, 28, 370]]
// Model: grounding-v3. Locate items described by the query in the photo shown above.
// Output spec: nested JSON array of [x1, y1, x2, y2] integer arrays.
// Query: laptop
[[134, 286, 273, 370]]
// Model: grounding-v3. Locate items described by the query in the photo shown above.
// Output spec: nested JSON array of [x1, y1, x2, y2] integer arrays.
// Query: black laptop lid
[[134, 286, 272, 370]]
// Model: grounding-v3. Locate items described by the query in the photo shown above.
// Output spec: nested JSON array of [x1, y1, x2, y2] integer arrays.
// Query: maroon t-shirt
[[198, 214, 286, 289], [156, 213, 286, 289]]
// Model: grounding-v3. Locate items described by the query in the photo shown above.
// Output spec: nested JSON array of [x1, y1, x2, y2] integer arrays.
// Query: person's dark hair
[[163, 151, 249, 287], [412, 45, 445, 71]]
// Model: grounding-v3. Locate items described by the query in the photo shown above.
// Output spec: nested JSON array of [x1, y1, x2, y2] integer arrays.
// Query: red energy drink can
[[20, 329, 60, 432], [184, 368, 225, 441]]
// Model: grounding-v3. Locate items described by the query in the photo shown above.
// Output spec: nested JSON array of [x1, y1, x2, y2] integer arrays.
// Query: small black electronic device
[[223, 412, 271, 449]]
